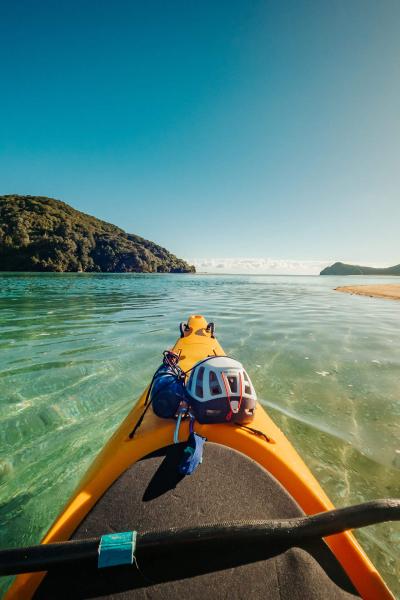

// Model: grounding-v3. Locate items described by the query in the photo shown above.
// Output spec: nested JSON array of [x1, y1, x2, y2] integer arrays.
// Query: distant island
[[320, 261, 400, 276], [0, 195, 195, 273]]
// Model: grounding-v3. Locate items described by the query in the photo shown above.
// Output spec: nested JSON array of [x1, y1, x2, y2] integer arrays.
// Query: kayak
[[5, 315, 396, 599]]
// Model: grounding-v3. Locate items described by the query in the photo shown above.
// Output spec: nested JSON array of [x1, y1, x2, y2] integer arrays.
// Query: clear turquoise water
[[0, 273, 399, 596]]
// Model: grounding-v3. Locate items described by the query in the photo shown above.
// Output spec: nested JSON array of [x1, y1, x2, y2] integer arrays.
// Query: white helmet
[[186, 356, 257, 424]]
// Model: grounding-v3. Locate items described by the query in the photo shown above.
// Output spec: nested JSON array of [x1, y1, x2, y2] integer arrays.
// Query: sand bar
[[335, 284, 400, 301]]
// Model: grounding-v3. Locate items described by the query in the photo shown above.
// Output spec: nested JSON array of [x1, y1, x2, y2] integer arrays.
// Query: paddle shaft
[[1, 499, 399, 576]]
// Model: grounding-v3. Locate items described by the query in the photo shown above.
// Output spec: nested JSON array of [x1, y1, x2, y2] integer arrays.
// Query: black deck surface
[[35, 442, 359, 599]]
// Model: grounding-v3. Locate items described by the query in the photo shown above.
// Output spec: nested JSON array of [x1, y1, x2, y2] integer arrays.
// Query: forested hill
[[320, 262, 400, 276], [0, 195, 195, 273]]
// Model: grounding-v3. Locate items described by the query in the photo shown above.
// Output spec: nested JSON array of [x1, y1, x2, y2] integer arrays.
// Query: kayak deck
[[34, 442, 357, 599], [6, 315, 394, 599]]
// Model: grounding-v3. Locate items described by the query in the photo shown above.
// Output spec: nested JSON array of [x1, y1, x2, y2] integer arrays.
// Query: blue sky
[[1, 0, 399, 272]]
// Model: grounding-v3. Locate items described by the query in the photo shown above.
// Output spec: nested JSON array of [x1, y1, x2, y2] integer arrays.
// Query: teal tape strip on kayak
[[98, 531, 137, 568]]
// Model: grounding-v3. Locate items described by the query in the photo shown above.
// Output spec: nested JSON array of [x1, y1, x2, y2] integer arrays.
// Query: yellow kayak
[[6, 315, 395, 599]]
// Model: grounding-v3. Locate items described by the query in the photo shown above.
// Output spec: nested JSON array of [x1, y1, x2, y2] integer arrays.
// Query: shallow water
[[0, 273, 399, 596]]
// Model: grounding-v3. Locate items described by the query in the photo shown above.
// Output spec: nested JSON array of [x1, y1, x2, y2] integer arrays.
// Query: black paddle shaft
[[0, 499, 399, 576]]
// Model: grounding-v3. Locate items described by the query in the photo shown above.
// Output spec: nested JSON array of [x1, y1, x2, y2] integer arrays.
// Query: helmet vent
[[188, 371, 195, 392], [243, 371, 251, 395], [195, 367, 205, 398], [227, 375, 237, 394], [209, 371, 222, 396]]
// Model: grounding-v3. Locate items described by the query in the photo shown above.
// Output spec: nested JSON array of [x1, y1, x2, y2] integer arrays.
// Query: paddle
[[0, 499, 399, 576]]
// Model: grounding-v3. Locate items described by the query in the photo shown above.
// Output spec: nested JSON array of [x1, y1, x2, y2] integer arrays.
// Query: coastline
[[335, 284, 400, 301]]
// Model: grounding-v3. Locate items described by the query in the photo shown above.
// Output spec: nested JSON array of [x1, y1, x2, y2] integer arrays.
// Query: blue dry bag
[[151, 363, 186, 419]]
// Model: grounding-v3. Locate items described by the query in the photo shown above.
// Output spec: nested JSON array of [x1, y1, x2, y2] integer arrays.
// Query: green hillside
[[0, 195, 195, 273], [320, 262, 400, 276]]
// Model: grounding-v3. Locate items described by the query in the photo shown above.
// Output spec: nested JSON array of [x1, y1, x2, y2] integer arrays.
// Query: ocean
[[0, 272, 399, 595]]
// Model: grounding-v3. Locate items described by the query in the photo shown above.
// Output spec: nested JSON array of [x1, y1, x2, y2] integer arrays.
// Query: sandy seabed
[[335, 284, 400, 301]]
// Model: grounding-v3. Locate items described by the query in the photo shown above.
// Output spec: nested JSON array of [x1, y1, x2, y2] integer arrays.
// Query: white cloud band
[[187, 257, 331, 275]]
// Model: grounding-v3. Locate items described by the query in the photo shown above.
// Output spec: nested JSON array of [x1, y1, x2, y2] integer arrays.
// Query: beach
[[336, 284, 400, 301]]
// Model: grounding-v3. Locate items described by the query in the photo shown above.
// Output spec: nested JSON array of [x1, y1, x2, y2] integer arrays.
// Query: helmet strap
[[222, 371, 244, 421], [221, 372, 232, 421]]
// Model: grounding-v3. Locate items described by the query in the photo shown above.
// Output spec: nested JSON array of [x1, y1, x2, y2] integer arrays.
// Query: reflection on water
[[0, 273, 399, 595]]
